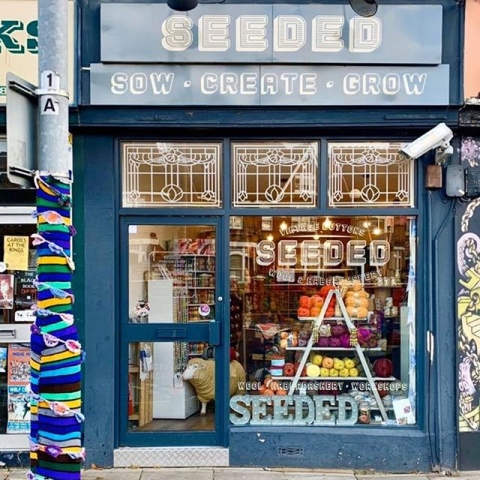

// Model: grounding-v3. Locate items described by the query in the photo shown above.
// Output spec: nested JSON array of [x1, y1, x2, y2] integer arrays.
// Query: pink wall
[[465, 0, 480, 100]]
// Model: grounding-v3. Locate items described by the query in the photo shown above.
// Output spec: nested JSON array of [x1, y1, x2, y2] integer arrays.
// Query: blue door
[[119, 216, 228, 447]]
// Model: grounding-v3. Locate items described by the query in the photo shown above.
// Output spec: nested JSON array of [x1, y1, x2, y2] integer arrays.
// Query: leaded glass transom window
[[122, 142, 222, 208], [232, 142, 318, 208], [328, 142, 413, 208]]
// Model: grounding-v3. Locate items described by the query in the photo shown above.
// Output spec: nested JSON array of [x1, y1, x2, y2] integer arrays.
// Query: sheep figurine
[[182, 357, 246, 415]]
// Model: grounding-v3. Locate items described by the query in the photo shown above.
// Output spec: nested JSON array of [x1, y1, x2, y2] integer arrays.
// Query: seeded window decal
[[122, 142, 222, 207], [232, 142, 318, 208], [328, 142, 413, 208]]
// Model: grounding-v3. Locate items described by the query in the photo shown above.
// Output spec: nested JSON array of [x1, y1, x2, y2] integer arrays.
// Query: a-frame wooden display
[[286, 288, 389, 422]]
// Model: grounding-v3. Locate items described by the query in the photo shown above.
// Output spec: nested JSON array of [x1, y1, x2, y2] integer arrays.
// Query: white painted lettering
[[236, 15, 268, 51], [312, 16, 344, 52], [111, 72, 128, 94], [161, 16, 193, 51], [150, 73, 174, 94], [403, 73, 427, 95], [199, 15, 230, 52], [274, 16, 306, 52], [201, 73, 218, 94], [300, 73, 317, 94], [363, 73, 381, 95], [349, 17, 382, 53], [343, 73, 360, 95], [261, 73, 278, 95], [240, 73, 257, 94]]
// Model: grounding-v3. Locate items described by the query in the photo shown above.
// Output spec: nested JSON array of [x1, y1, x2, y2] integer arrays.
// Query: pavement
[[1, 469, 480, 480]]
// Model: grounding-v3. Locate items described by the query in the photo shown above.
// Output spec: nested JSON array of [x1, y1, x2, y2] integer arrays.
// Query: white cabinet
[[148, 279, 199, 419]]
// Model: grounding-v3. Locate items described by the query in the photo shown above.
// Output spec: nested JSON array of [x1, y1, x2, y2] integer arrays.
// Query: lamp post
[[29, 1, 83, 479]]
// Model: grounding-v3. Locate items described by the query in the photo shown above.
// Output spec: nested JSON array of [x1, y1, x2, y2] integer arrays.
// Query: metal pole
[[29, 1, 83, 479], [38, 0, 69, 175]]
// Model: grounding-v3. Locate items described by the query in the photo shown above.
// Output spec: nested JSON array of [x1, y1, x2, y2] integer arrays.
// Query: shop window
[[328, 142, 413, 208], [229, 216, 416, 427], [232, 142, 318, 208], [0, 223, 37, 438], [121, 142, 222, 208]]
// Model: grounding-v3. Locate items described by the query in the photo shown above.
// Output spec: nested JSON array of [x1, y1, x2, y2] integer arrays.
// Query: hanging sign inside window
[[4, 236, 29, 271]]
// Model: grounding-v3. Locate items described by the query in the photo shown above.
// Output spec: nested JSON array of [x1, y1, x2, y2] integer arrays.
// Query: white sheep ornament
[[182, 356, 246, 415]]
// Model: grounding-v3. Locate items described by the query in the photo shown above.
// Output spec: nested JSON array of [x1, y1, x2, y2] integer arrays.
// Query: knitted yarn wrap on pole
[[29, 174, 84, 480]]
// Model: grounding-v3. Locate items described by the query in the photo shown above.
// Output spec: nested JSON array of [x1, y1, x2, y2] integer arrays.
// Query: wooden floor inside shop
[[136, 412, 215, 431]]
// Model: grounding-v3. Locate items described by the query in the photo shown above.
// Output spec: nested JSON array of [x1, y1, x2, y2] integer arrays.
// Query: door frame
[[118, 215, 229, 448]]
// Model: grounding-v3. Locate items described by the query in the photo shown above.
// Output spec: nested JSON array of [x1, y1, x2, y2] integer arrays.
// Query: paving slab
[[80, 468, 142, 480], [141, 467, 214, 480], [0, 473, 8, 480], [285, 475, 356, 480], [357, 477, 430, 480], [213, 468, 285, 479], [5, 471, 28, 480]]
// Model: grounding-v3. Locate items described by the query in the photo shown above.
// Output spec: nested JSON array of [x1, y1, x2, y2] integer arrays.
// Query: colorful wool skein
[[29, 175, 84, 480]]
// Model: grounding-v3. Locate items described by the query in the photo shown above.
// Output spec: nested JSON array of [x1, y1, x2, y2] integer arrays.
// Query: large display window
[[229, 215, 416, 427]]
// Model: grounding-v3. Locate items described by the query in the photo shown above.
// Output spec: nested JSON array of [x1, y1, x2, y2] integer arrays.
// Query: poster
[[14, 271, 36, 322], [7, 386, 30, 433], [7, 344, 30, 385], [4, 236, 29, 271], [6, 344, 30, 433], [0, 347, 6, 372], [0, 274, 14, 309]]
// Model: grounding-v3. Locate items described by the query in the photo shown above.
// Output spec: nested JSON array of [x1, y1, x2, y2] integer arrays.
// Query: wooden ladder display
[[286, 289, 389, 422]]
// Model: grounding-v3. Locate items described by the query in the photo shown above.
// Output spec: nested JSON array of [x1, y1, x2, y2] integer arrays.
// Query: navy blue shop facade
[[73, 0, 464, 472]]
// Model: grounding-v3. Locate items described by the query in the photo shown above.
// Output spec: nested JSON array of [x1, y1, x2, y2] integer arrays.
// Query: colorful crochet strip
[[29, 175, 83, 480]]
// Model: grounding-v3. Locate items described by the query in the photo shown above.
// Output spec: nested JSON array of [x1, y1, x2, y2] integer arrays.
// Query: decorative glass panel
[[328, 143, 413, 208], [232, 142, 318, 208], [122, 142, 222, 208]]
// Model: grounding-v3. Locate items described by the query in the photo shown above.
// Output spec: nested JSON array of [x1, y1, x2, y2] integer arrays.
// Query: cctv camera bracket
[[435, 143, 453, 165]]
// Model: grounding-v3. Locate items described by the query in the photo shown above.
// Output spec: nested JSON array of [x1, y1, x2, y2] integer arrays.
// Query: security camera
[[399, 123, 454, 163]]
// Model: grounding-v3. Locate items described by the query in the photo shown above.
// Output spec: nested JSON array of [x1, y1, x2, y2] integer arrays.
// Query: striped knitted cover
[[28, 175, 84, 480]]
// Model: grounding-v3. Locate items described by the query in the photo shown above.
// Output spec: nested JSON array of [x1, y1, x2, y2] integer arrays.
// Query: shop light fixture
[[267, 234, 274, 242], [373, 219, 382, 236], [167, 0, 198, 11], [168, 0, 379, 18], [349, 0, 378, 17], [322, 217, 332, 230], [280, 221, 288, 232]]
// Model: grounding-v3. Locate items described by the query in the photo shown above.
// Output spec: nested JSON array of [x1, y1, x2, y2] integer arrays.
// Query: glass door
[[120, 217, 227, 447]]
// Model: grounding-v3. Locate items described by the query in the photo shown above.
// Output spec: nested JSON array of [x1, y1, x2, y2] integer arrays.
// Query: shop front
[[77, 0, 462, 472]]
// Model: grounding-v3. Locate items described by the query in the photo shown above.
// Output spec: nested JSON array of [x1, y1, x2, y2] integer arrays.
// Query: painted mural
[[458, 136, 480, 432]]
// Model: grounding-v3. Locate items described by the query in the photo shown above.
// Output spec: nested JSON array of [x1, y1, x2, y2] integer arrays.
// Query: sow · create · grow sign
[[90, 3, 451, 107]]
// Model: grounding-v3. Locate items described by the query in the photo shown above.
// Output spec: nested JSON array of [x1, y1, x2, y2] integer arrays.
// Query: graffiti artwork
[[458, 136, 480, 432]]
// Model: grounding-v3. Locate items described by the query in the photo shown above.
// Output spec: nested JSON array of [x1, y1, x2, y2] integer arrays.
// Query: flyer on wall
[[14, 270, 37, 322], [7, 385, 30, 433], [0, 273, 14, 309], [0, 347, 6, 373], [7, 344, 30, 433], [7, 344, 30, 385]]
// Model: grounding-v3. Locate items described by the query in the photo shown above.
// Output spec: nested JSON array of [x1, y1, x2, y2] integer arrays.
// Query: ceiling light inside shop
[[267, 234, 274, 242], [280, 221, 288, 231], [322, 217, 332, 230]]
